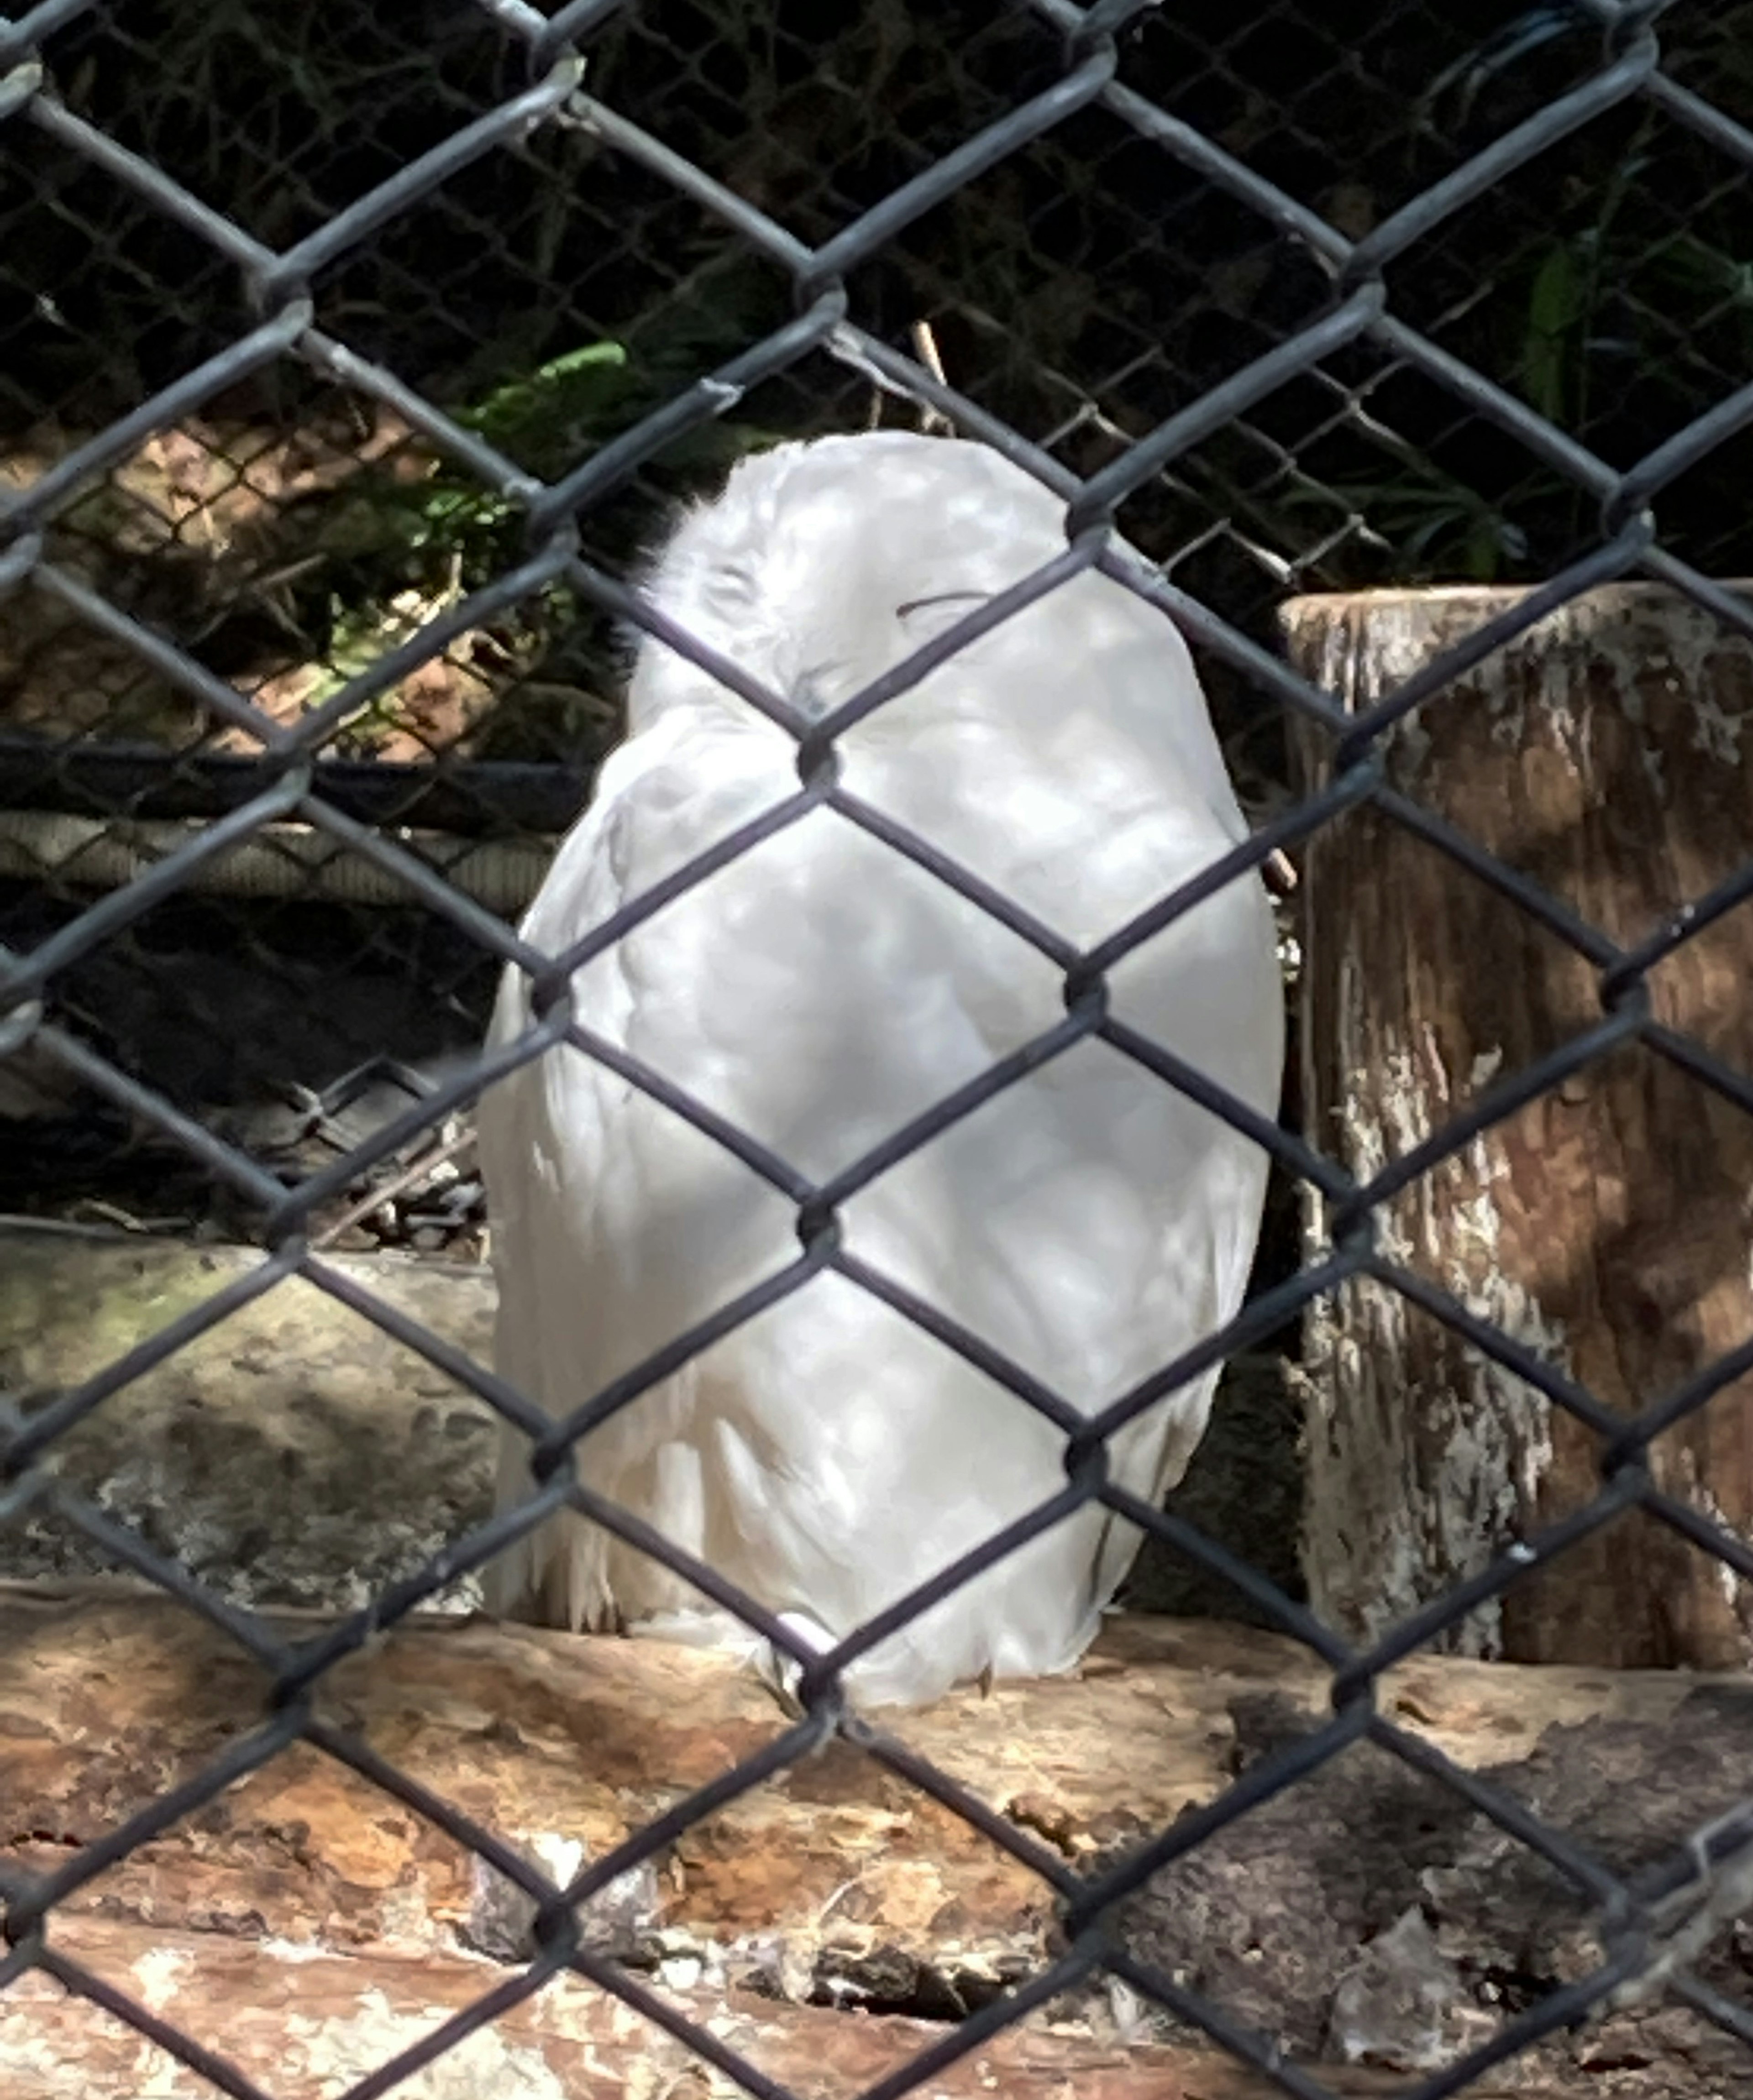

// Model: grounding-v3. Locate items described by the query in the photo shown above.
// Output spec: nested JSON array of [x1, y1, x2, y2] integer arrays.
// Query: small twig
[[0, 1212, 163, 1242], [908, 320, 955, 435], [313, 1123, 478, 1248], [69, 1197, 196, 1235]]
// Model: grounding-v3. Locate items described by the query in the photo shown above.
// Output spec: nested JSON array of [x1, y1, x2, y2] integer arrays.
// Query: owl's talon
[[755, 1655, 808, 1720], [752, 1610, 838, 1718]]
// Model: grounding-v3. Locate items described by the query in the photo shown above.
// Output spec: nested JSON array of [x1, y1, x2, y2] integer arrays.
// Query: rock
[[0, 1230, 496, 1611]]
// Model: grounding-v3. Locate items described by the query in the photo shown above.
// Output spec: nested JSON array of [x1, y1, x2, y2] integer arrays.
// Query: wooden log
[[0, 1915, 1466, 2100], [1, 1591, 1742, 2097], [1283, 581, 1753, 1666], [0, 1594, 1306, 1992]]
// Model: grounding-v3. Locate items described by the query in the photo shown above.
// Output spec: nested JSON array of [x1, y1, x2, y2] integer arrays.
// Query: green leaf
[[1522, 244, 1587, 424], [457, 341, 632, 459]]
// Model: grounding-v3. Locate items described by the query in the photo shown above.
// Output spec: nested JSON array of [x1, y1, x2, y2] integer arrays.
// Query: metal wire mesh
[[2, 0, 1753, 2093]]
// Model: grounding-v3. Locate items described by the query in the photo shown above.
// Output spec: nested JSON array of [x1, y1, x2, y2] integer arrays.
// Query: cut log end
[[1286, 580, 1753, 1669]]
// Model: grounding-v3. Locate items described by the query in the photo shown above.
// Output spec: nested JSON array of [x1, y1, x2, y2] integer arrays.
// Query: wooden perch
[[5, 1913, 1416, 2100], [2, 1591, 1744, 2096]]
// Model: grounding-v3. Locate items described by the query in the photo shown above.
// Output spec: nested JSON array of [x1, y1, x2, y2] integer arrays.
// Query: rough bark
[[0, 1591, 1743, 2096], [1284, 582, 1753, 1668]]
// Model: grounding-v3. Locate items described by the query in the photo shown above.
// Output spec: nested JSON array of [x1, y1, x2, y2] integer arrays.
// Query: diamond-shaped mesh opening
[[1391, 103, 1753, 437], [2, 395, 506, 752], [588, 0, 1060, 211], [0, 872, 497, 1233]]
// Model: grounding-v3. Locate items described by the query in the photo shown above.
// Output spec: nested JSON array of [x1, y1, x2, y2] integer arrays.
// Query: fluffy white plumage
[[479, 430, 1282, 1706]]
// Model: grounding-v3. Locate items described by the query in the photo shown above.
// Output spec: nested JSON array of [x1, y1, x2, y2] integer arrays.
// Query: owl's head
[[627, 431, 1076, 728]]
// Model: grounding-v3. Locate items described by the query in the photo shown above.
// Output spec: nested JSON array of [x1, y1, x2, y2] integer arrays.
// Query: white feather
[[479, 431, 1283, 1705]]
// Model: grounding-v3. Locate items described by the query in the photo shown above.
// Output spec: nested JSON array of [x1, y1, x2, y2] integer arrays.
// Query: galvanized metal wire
[[2, 1, 1752, 2094]]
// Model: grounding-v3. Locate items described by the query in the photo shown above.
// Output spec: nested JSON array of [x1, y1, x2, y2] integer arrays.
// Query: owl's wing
[[478, 708, 798, 1625]]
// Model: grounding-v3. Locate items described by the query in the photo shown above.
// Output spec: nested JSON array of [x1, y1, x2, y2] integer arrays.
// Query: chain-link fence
[[3, 0, 1753, 2093]]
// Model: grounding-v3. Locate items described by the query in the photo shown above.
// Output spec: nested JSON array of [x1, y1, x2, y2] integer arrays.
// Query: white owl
[[479, 430, 1283, 1706]]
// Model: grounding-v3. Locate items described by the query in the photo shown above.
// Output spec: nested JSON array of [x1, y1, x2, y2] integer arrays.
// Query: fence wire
[[1, 0, 1752, 2094]]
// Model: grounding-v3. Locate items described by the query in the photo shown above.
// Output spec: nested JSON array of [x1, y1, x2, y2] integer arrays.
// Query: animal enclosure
[[3, 3, 1753, 2096]]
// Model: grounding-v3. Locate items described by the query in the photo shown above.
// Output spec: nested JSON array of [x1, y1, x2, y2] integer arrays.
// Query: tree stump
[[1284, 582, 1753, 1668]]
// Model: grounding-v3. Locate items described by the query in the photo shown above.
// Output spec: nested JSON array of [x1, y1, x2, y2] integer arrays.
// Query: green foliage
[[454, 340, 634, 466], [304, 340, 643, 596], [1521, 243, 1588, 428], [1283, 461, 1529, 585], [1322, 92, 1753, 589], [315, 277, 787, 595], [277, 314, 788, 753]]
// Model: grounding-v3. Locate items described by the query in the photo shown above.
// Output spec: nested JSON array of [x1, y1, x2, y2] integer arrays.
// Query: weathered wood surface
[[0, 1915, 1420, 2100], [0, 1592, 1740, 2095], [1285, 582, 1753, 1668]]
